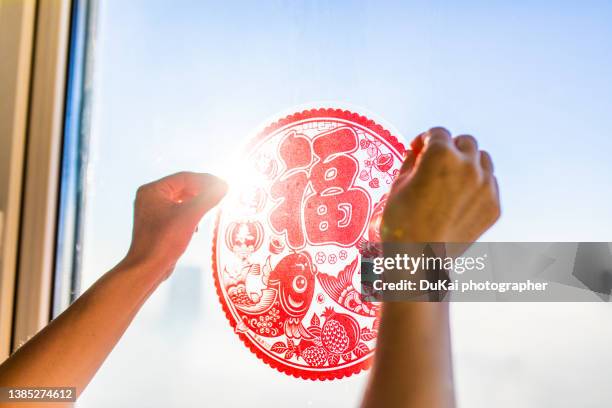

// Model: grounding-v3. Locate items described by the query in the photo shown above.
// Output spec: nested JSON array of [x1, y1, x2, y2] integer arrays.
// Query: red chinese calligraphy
[[270, 127, 370, 249]]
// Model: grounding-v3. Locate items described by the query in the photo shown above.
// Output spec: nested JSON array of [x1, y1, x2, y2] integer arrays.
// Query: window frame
[[0, 0, 37, 360], [0, 0, 76, 356], [52, 0, 96, 319]]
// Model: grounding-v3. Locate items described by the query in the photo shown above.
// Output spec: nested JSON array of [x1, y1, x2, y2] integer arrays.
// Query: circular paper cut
[[212, 108, 405, 380]]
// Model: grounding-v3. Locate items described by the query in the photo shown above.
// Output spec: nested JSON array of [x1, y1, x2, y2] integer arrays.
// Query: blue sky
[[79, 1, 612, 406]]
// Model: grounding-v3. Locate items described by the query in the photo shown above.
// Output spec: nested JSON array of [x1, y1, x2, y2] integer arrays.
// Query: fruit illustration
[[301, 345, 328, 367], [269, 235, 285, 254], [320, 307, 360, 354], [374, 153, 393, 173]]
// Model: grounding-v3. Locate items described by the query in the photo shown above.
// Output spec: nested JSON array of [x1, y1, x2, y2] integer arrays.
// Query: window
[[54, 1, 612, 407]]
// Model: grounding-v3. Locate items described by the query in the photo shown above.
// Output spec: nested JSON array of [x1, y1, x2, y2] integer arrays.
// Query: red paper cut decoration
[[212, 107, 405, 380]]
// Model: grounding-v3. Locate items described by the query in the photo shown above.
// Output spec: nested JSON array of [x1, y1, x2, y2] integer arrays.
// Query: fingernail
[[428, 126, 451, 139], [410, 133, 425, 155]]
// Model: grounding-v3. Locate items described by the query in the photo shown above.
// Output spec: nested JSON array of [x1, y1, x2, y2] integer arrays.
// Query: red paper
[[212, 107, 405, 380]]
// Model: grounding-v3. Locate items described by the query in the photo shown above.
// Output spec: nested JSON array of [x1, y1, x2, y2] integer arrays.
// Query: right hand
[[381, 127, 500, 243]]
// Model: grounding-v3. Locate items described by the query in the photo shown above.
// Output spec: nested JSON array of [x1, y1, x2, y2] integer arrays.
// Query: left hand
[[124, 171, 227, 281]]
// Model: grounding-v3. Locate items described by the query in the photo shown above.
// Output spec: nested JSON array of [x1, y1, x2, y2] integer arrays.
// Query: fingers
[[491, 175, 500, 205], [404, 127, 452, 163], [150, 171, 225, 203], [397, 129, 440, 178], [418, 127, 454, 165], [414, 127, 496, 180], [479, 150, 494, 173], [409, 132, 426, 157], [140, 172, 228, 220], [424, 127, 452, 148], [454, 135, 478, 157], [161, 171, 217, 196], [182, 172, 226, 197], [479, 151, 497, 207], [184, 174, 228, 220], [398, 149, 417, 176], [397, 131, 427, 177]]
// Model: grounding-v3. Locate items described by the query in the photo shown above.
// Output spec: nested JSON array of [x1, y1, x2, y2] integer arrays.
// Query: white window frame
[[0, 0, 72, 358]]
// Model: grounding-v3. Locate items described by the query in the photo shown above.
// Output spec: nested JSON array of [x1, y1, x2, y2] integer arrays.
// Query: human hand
[[381, 127, 500, 243], [124, 172, 227, 280]]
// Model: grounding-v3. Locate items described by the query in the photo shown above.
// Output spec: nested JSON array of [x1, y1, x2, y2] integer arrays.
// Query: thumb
[[184, 175, 228, 222]]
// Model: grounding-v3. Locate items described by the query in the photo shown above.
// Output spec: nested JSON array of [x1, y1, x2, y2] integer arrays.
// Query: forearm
[[0, 172, 225, 408], [0, 258, 161, 396], [362, 302, 455, 408]]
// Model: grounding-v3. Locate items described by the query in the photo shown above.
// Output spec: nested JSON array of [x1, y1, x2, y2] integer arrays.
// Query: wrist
[[380, 242, 451, 302], [383, 300, 449, 315], [380, 222, 447, 244], [116, 253, 172, 287]]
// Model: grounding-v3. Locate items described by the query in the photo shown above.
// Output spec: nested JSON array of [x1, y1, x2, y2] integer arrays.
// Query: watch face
[[212, 107, 405, 380]]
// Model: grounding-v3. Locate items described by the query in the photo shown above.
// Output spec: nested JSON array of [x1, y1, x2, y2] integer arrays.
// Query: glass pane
[[68, 1, 612, 407]]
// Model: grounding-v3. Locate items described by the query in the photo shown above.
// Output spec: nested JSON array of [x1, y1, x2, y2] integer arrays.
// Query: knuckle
[[461, 161, 480, 184], [489, 201, 501, 222], [424, 142, 452, 159], [457, 134, 478, 146], [483, 185, 501, 220], [480, 150, 494, 171], [479, 178, 497, 202], [482, 173, 495, 189], [490, 176, 500, 198], [136, 184, 151, 198], [428, 126, 451, 138]]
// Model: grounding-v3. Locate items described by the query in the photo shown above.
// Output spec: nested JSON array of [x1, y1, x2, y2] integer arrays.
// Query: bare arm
[[362, 128, 501, 408], [0, 172, 227, 404], [363, 303, 454, 408]]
